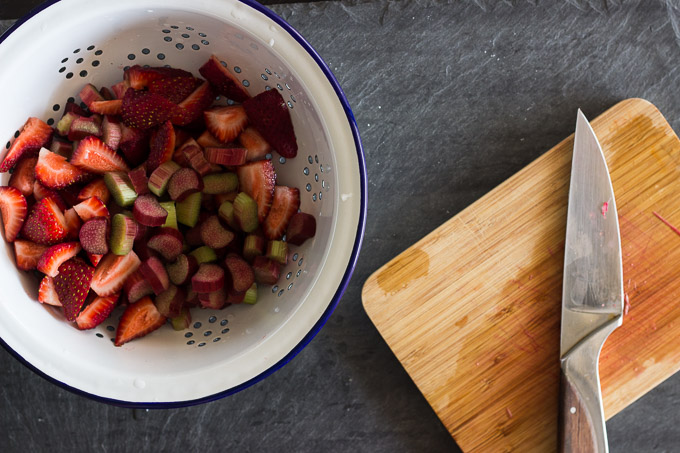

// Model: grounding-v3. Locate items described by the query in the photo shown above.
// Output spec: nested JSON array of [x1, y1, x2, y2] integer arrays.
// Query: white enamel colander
[[0, 0, 365, 406]]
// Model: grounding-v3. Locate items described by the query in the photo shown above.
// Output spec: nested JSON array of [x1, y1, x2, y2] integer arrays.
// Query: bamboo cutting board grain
[[362, 98, 680, 452]]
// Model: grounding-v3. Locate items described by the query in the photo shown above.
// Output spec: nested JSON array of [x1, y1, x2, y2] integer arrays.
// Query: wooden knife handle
[[559, 367, 598, 453]]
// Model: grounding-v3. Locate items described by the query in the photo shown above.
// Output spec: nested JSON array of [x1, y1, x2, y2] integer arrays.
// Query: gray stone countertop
[[2, 1, 680, 452]]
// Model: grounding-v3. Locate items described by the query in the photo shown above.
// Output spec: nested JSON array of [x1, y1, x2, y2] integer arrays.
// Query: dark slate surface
[[2, 1, 680, 452]]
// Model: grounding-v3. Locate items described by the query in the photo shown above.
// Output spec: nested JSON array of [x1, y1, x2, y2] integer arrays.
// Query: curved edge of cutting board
[[361, 98, 680, 452]]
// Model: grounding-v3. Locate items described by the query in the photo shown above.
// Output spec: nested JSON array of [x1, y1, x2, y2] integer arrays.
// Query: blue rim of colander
[[0, 0, 367, 408]]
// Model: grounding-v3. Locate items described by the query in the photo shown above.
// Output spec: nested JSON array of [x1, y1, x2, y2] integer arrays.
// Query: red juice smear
[[601, 202, 609, 218], [653, 211, 680, 237]]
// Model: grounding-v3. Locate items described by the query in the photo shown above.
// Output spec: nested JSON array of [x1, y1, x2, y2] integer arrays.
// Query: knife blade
[[559, 110, 623, 453]]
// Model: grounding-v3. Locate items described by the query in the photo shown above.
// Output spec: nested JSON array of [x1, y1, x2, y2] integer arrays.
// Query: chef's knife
[[559, 110, 623, 453]]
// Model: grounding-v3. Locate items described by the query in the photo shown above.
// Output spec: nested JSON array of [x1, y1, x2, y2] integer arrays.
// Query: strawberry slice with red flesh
[[114, 296, 166, 346], [37, 241, 82, 277], [90, 251, 141, 297], [35, 148, 89, 189], [0, 186, 27, 242], [71, 136, 129, 173], [87, 252, 103, 267], [121, 88, 181, 130], [239, 127, 271, 161], [199, 55, 251, 103], [53, 258, 95, 321], [77, 178, 110, 204], [119, 124, 150, 168], [149, 76, 202, 104], [9, 156, 37, 197], [204, 105, 248, 143], [243, 89, 297, 158], [147, 120, 176, 172], [236, 160, 276, 223], [76, 293, 119, 330], [38, 275, 62, 306], [14, 239, 48, 270], [172, 81, 215, 126], [111, 80, 131, 100], [0, 117, 53, 172], [124, 65, 193, 90], [21, 197, 68, 245], [89, 99, 122, 115], [63, 208, 82, 240], [263, 186, 300, 240], [32, 181, 68, 211], [73, 196, 109, 222]]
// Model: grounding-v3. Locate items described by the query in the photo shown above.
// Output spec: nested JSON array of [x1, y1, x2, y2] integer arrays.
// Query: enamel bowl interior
[[0, 0, 363, 406]]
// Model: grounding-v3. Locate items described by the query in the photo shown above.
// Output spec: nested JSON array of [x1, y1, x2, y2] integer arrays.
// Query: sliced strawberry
[[32, 181, 68, 211], [114, 295, 166, 346], [14, 239, 48, 270], [119, 124, 150, 167], [172, 80, 215, 126], [0, 117, 53, 172], [73, 196, 109, 222], [71, 136, 129, 173], [199, 55, 251, 102], [77, 178, 110, 204], [149, 76, 202, 104], [147, 120, 176, 172], [90, 251, 141, 297], [8, 156, 38, 197], [263, 186, 300, 239], [204, 105, 248, 143], [121, 88, 181, 130], [78, 83, 104, 108], [124, 65, 193, 90], [196, 130, 224, 148], [243, 89, 297, 158], [38, 275, 62, 306], [76, 293, 119, 330], [0, 186, 27, 242], [20, 197, 68, 245], [236, 160, 276, 222], [239, 127, 271, 161], [37, 241, 82, 277], [63, 208, 82, 241], [53, 258, 94, 321], [34, 148, 89, 189], [89, 99, 122, 115]]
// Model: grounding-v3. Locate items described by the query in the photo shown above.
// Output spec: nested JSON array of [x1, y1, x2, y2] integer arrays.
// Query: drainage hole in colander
[[199, 32, 206, 37], [291, 95, 296, 103], [303, 167, 309, 176], [181, 33, 190, 38], [73, 48, 80, 54], [296, 270, 302, 277], [305, 184, 311, 192], [61, 57, 68, 63], [106, 325, 114, 332], [201, 40, 210, 46], [185, 332, 193, 338], [157, 53, 165, 61], [198, 342, 205, 347], [287, 102, 293, 109], [314, 174, 319, 182], [5, 142, 9, 150], [292, 253, 298, 261], [298, 258, 303, 266], [286, 272, 292, 280], [96, 333, 103, 338], [208, 315, 217, 323], [220, 319, 228, 326], [141, 48, 150, 55], [272, 285, 278, 293], [176, 43, 184, 50], [265, 86, 272, 91], [193, 322, 202, 328], [128, 54, 136, 61], [13, 130, 20, 138], [307, 156, 313, 164], [261, 74, 268, 81], [187, 340, 195, 345], [76, 57, 83, 64], [222, 328, 229, 334], [79, 70, 87, 78], [279, 157, 286, 164], [203, 331, 212, 337], [47, 119, 54, 126], [162, 29, 170, 34], [171, 25, 179, 29], [92, 61, 100, 67], [164, 36, 172, 42], [213, 337, 220, 343], [288, 283, 294, 290], [58, 67, 65, 73], [233, 66, 241, 73], [243, 80, 250, 87], [192, 44, 200, 51], [312, 194, 317, 202], [66, 72, 73, 79], [95, 50, 103, 56], [278, 290, 284, 297]]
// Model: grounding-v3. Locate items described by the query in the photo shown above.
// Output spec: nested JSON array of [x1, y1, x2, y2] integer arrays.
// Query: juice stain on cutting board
[[376, 248, 429, 295]]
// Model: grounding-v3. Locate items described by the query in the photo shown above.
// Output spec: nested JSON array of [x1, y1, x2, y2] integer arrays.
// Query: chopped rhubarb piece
[[20, 197, 68, 245], [34, 148, 89, 189], [185, 225, 204, 247], [239, 127, 271, 161], [170, 307, 192, 331], [266, 240, 288, 265], [140, 256, 170, 295], [199, 55, 251, 102], [71, 136, 129, 173], [114, 296, 166, 346], [252, 256, 281, 285], [37, 241, 82, 277], [68, 116, 103, 141], [79, 83, 104, 108], [56, 112, 79, 137], [49, 139, 73, 158], [148, 160, 181, 197], [236, 160, 276, 222], [110, 213, 137, 255], [38, 275, 62, 306], [53, 258, 95, 321], [154, 284, 185, 318], [233, 191, 259, 233], [182, 144, 212, 176], [0, 186, 27, 242], [286, 212, 316, 245], [90, 251, 141, 297], [189, 246, 217, 264], [102, 115, 122, 150], [166, 253, 199, 286], [111, 80, 131, 99], [160, 201, 178, 229], [79, 217, 109, 255], [224, 253, 255, 292], [0, 117, 53, 172], [204, 105, 248, 143], [64, 101, 89, 116], [243, 283, 258, 305], [225, 287, 246, 304], [8, 156, 37, 197], [200, 215, 234, 249], [147, 227, 184, 261], [76, 293, 118, 330], [218, 200, 238, 230], [202, 172, 238, 195], [176, 191, 202, 228], [104, 171, 138, 207], [14, 239, 48, 270], [263, 186, 300, 240], [123, 269, 153, 303], [243, 89, 297, 158], [243, 234, 265, 263], [127, 166, 149, 195], [132, 194, 168, 227], [191, 263, 224, 293], [77, 178, 110, 204], [204, 147, 248, 166], [198, 287, 227, 309], [167, 167, 203, 201], [185, 285, 199, 306], [99, 86, 114, 100]]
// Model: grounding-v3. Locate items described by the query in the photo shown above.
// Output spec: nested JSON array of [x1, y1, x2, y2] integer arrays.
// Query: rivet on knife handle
[[559, 367, 596, 452]]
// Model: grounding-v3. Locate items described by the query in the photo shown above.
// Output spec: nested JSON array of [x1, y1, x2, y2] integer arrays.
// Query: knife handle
[[559, 368, 597, 452]]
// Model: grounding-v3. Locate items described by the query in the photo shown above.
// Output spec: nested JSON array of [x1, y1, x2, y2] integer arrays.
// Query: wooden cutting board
[[362, 98, 680, 452]]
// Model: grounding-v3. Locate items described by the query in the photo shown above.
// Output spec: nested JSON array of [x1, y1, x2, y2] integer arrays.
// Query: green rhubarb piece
[[266, 240, 288, 265], [218, 200, 239, 230], [243, 234, 265, 262], [104, 172, 138, 207], [202, 172, 238, 195], [110, 213, 137, 255], [176, 192, 202, 228], [233, 192, 258, 233], [170, 307, 192, 331], [56, 112, 79, 137], [160, 201, 178, 229], [148, 161, 181, 197], [243, 283, 258, 305], [189, 246, 217, 264]]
